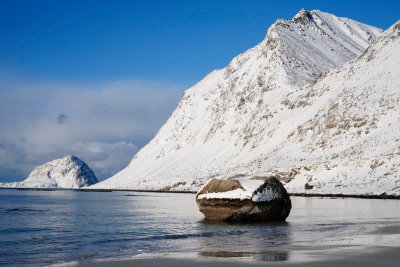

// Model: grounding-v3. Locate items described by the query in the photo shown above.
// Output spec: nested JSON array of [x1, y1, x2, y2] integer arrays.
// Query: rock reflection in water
[[197, 221, 291, 261], [198, 251, 289, 262], [254, 251, 289, 262]]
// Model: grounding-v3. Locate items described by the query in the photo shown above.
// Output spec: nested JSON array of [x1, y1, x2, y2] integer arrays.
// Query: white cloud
[[70, 141, 138, 177], [0, 78, 184, 181]]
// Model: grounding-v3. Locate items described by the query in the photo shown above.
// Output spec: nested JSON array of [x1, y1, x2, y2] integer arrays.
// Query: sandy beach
[[84, 246, 400, 267], [84, 222, 400, 266]]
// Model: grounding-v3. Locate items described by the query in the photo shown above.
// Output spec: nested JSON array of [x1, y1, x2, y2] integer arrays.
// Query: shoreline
[[0, 187, 399, 199], [81, 246, 400, 267]]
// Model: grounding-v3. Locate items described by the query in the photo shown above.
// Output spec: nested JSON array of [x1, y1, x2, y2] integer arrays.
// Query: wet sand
[[84, 247, 400, 267]]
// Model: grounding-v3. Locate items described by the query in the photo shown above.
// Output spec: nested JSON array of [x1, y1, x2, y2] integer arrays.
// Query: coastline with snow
[[2, 187, 399, 199]]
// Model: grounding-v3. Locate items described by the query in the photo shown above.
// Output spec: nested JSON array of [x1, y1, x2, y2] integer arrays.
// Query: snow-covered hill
[[93, 9, 393, 195], [0, 156, 98, 189]]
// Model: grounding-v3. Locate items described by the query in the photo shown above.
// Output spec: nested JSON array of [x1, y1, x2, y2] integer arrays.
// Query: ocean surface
[[0, 189, 400, 266]]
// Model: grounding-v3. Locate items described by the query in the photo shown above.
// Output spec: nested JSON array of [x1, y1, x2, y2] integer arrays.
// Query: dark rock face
[[304, 183, 314, 190], [196, 176, 291, 222]]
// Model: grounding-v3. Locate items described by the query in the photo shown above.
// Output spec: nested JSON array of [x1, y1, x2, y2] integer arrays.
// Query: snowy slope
[[0, 156, 98, 189], [93, 9, 386, 194], [279, 20, 400, 196]]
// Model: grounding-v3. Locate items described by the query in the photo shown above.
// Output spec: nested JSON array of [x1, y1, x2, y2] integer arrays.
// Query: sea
[[0, 189, 400, 266]]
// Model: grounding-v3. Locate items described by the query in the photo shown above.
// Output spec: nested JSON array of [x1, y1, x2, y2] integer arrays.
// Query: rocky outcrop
[[0, 156, 98, 189], [196, 176, 291, 222]]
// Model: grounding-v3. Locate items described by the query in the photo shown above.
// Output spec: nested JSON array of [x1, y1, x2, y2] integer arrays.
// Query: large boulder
[[196, 176, 291, 222]]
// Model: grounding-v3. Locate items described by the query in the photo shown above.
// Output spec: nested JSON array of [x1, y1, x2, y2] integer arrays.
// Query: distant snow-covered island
[[0, 155, 98, 189]]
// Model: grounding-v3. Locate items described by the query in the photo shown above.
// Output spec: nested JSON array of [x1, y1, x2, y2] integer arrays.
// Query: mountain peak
[[293, 8, 313, 20], [262, 9, 382, 88], [64, 155, 78, 161]]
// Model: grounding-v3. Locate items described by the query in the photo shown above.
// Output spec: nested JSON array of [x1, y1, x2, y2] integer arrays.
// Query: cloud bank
[[0, 78, 184, 182]]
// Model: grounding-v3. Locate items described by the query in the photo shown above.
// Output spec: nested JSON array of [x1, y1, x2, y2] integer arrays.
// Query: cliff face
[[95, 10, 396, 196]]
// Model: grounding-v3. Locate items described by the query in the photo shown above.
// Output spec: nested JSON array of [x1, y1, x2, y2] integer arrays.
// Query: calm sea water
[[0, 189, 400, 266]]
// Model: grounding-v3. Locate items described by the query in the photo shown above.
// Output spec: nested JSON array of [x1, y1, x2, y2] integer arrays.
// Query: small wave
[[0, 227, 49, 235], [5, 207, 44, 213], [91, 231, 220, 246], [141, 232, 212, 240], [125, 194, 164, 198]]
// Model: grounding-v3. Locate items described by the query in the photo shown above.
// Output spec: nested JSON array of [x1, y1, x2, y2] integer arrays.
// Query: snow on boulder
[[1, 156, 98, 189], [196, 176, 291, 222]]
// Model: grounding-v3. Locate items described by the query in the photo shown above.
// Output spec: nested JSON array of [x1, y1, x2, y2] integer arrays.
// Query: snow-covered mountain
[[282, 19, 400, 196], [0, 156, 98, 189], [94, 9, 392, 195]]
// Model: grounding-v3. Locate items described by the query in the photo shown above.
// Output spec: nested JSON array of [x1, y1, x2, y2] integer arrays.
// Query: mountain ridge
[[93, 9, 389, 194]]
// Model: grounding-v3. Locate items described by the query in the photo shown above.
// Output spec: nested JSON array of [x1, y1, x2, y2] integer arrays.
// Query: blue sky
[[0, 0, 399, 182], [1, 0, 398, 84]]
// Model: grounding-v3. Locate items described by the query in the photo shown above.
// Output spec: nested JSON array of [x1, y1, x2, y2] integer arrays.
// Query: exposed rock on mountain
[[94, 10, 393, 196], [0, 156, 98, 189]]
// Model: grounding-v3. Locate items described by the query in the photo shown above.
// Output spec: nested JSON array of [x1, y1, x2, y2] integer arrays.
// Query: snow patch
[[197, 177, 282, 202]]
